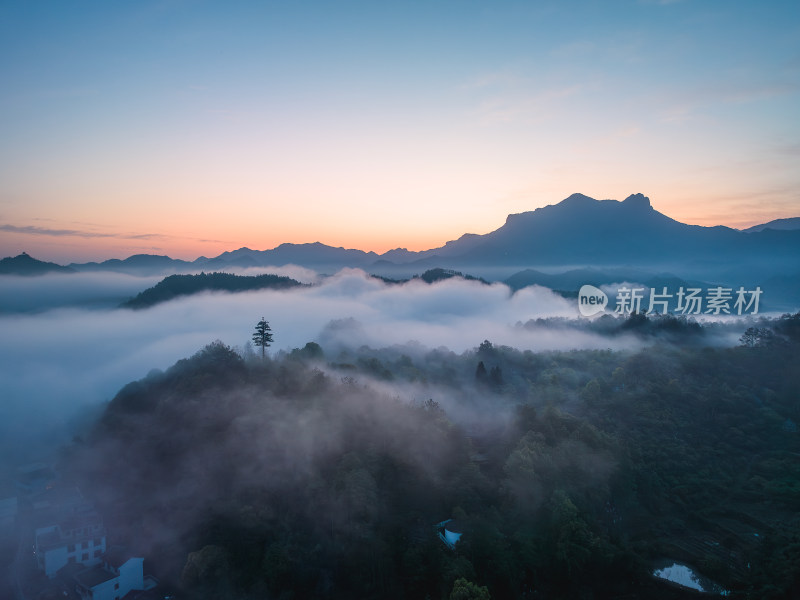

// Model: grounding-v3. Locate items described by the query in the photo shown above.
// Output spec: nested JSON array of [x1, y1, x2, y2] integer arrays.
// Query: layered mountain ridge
[[3, 193, 799, 283]]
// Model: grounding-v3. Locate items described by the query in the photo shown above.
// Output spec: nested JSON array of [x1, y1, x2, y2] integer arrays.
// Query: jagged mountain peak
[[622, 193, 652, 209], [560, 192, 598, 206]]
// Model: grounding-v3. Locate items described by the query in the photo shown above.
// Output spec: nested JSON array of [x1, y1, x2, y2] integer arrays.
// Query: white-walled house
[[34, 507, 107, 577], [435, 518, 463, 550], [72, 547, 151, 600]]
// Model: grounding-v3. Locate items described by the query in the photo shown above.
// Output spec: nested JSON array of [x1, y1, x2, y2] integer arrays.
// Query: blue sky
[[1, 0, 798, 261]]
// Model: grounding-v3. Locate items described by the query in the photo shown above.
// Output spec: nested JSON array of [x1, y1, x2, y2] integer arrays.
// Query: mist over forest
[[0, 267, 758, 459], [3, 0, 799, 594], [1, 265, 798, 599]]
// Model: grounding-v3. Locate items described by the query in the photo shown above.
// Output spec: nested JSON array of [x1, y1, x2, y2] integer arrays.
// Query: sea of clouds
[[0, 267, 738, 463]]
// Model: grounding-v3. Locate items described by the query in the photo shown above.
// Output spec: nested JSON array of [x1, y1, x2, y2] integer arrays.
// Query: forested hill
[[121, 271, 303, 308], [61, 313, 800, 599], [371, 268, 490, 285], [0, 252, 75, 275]]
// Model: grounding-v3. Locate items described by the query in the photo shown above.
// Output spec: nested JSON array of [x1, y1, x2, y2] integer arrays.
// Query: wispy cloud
[[0, 224, 119, 238], [472, 84, 584, 125], [658, 80, 800, 123], [0, 224, 230, 245], [128, 233, 171, 240]]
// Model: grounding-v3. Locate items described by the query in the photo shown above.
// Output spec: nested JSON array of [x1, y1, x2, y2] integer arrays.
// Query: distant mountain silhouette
[[0, 252, 75, 275], [8, 193, 800, 291], [200, 243, 379, 271], [71, 254, 193, 275], [412, 193, 800, 269], [504, 267, 712, 293], [505, 267, 611, 292], [743, 217, 800, 233]]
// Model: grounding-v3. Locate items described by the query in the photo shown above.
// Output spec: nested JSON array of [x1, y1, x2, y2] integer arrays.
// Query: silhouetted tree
[[252, 318, 274, 359], [740, 326, 774, 348], [490, 365, 504, 388], [475, 361, 488, 385], [288, 341, 324, 362], [450, 578, 491, 600]]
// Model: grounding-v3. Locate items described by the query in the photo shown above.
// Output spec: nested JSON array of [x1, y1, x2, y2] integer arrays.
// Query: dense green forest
[[371, 267, 488, 285], [60, 313, 800, 599], [121, 272, 303, 308], [416, 268, 489, 285]]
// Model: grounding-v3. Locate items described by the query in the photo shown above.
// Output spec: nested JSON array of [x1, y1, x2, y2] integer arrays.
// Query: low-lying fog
[[0, 267, 760, 463]]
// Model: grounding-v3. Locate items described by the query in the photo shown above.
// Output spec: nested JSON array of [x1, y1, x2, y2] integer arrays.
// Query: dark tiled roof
[[443, 519, 464, 533], [56, 561, 87, 579], [105, 545, 135, 568]]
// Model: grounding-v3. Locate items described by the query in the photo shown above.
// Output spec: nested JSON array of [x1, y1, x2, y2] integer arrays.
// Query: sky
[[1, 0, 799, 262]]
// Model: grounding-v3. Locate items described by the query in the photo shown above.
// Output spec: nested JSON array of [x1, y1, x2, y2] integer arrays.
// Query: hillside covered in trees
[[121, 268, 492, 310], [58, 313, 800, 599], [121, 272, 304, 309]]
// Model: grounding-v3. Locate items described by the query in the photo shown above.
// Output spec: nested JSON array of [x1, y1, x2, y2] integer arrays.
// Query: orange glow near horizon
[[1, 3, 798, 264], [2, 188, 797, 265]]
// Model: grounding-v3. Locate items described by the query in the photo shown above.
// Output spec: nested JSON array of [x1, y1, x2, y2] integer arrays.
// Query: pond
[[652, 561, 729, 595]]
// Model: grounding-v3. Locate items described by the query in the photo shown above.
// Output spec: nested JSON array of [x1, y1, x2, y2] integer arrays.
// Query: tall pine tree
[[252, 318, 273, 359]]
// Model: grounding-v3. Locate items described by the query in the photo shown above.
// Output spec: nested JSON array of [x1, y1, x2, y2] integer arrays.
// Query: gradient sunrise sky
[[1, 1, 798, 262]]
